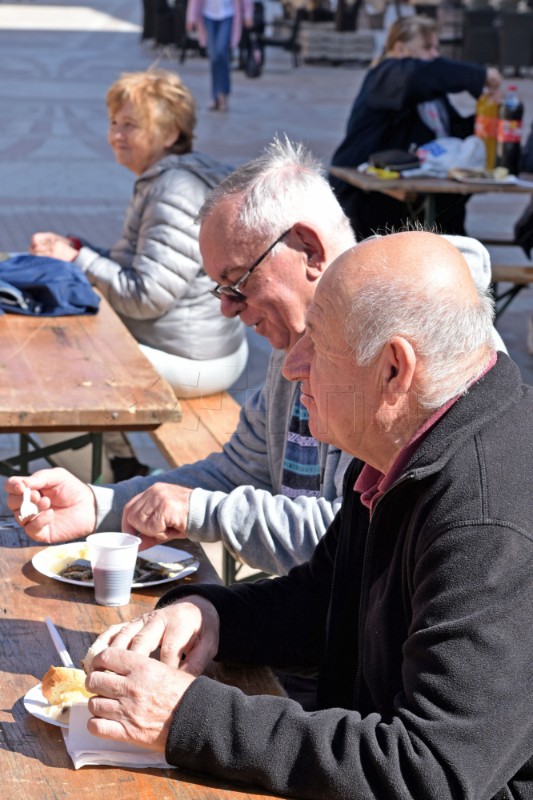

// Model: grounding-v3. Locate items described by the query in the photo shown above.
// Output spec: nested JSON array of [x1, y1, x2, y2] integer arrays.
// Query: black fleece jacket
[[159, 354, 533, 800]]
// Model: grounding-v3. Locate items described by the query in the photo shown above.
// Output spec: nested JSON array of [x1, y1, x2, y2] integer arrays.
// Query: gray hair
[[345, 268, 496, 410], [198, 135, 355, 251]]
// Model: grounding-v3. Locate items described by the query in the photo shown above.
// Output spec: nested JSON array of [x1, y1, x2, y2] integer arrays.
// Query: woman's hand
[[30, 232, 79, 262]]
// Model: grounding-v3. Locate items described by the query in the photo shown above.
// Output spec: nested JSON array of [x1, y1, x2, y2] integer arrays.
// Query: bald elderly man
[[77, 231, 532, 799]]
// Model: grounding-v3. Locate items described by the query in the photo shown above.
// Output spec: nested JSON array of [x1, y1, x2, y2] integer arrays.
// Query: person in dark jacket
[[77, 231, 531, 799], [329, 16, 502, 239]]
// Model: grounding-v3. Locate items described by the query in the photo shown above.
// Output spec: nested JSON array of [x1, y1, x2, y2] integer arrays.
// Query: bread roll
[[41, 665, 94, 708], [81, 638, 107, 673]]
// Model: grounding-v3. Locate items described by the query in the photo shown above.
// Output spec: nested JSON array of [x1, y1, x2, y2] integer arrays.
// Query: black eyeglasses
[[210, 228, 291, 301]]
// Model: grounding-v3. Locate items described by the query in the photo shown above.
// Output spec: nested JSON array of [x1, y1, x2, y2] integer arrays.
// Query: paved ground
[[1, 1, 533, 570]]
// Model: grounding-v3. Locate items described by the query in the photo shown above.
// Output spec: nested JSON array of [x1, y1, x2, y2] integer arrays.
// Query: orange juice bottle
[[475, 90, 499, 170]]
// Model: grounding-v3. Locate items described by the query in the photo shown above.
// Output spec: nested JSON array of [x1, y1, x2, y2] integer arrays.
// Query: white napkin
[[62, 703, 172, 770]]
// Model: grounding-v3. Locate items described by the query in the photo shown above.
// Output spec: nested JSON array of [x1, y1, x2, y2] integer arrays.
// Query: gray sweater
[[75, 152, 244, 360], [92, 348, 353, 575]]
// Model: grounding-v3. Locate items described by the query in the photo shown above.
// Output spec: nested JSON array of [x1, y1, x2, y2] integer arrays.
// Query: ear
[[379, 336, 417, 403], [290, 223, 327, 280], [164, 127, 180, 149]]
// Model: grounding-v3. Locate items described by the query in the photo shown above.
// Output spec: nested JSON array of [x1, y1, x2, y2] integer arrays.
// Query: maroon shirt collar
[[354, 353, 497, 515]]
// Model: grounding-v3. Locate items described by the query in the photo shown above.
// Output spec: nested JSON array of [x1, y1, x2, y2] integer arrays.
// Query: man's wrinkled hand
[[5, 468, 97, 543], [86, 597, 220, 674], [86, 648, 195, 751], [121, 482, 193, 547]]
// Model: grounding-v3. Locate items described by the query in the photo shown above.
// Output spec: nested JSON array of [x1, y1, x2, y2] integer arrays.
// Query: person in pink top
[[187, 0, 253, 112]]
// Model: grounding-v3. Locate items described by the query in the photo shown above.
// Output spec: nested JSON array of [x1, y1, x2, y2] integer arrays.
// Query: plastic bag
[[407, 136, 486, 178]]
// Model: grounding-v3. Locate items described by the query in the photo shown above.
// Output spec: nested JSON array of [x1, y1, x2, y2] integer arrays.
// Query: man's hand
[[121, 483, 193, 548], [5, 468, 97, 543], [88, 597, 220, 675], [86, 648, 195, 751], [30, 232, 79, 262]]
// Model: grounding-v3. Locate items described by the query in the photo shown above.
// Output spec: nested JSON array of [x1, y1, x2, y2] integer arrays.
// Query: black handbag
[[368, 149, 421, 172]]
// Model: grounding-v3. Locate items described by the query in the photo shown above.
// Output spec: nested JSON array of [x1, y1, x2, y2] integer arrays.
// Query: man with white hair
[[7, 140, 503, 582], [5, 139, 357, 579], [81, 230, 533, 799]]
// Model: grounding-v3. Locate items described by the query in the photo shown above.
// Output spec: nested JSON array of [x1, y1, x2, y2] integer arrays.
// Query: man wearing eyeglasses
[[8, 138, 356, 589], [7, 138, 503, 596]]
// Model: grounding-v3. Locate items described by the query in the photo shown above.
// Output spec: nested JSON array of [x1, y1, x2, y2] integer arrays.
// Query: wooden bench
[[491, 264, 533, 319], [151, 391, 257, 585], [151, 391, 241, 467]]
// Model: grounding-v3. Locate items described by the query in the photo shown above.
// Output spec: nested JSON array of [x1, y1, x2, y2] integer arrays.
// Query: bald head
[[322, 231, 481, 311], [318, 230, 495, 411]]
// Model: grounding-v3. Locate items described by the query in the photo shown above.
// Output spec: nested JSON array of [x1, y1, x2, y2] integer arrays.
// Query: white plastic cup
[[86, 532, 141, 607]]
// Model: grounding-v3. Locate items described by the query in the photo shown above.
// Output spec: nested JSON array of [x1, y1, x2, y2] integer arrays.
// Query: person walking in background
[[329, 16, 502, 239], [30, 68, 247, 481], [186, 0, 253, 111]]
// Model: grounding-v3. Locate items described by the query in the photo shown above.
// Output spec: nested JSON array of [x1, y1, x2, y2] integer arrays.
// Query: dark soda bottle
[[496, 85, 524, 176]]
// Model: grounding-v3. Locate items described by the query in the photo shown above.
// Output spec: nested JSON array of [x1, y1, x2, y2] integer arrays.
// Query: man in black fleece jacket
[[85, 231, 533, 800]]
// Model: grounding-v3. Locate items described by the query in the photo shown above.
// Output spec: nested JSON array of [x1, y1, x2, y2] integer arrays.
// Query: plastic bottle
[[475, 90, 499, 170], [496, 85, 524, 176]]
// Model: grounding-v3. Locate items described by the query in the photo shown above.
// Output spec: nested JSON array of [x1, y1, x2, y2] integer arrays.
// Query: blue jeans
[[203, 15, 233, 100]]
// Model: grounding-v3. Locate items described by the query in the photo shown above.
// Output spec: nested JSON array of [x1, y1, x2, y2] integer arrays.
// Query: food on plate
[[57, 552, 197, 583], [448, 166, 509, 181], [60, 558, 93, 581], [81, 638, 107, 673], [41, 665, 94, 709], [40, 638, 103, 721], [32, 639, 109, 725]]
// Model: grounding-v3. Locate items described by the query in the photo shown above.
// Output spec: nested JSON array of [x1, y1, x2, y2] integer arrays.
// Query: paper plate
[[23, 682, 70, 728], [31, 542, 199, 588]]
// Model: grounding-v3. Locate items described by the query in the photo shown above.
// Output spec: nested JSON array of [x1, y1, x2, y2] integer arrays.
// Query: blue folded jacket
[[0, 254, 100, 316]]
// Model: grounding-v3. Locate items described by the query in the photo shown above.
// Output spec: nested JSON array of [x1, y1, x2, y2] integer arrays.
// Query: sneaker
[[110, 457, 150, 483]]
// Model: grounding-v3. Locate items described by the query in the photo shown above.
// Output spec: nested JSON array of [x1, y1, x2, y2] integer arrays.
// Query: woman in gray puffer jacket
[[30, 68, 247, 398], [30, 68, 247, 480]]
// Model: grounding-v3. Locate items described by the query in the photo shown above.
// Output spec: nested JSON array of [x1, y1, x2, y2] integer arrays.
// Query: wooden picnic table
[[328, 166, 533, 226], [0, 295, 181, 480], [1, 520, 288, 800]]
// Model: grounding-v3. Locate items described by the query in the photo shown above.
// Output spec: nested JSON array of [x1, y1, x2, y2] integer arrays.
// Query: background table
[[0, 520, 287, 799], [329, 167, 533, 227], [0, 296, 181, 481]]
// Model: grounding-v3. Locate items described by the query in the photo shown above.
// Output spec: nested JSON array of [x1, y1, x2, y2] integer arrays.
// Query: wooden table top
[[1, 521, 287, 799], [329, 166, 533, 201], [0, 295, 181, 433]]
